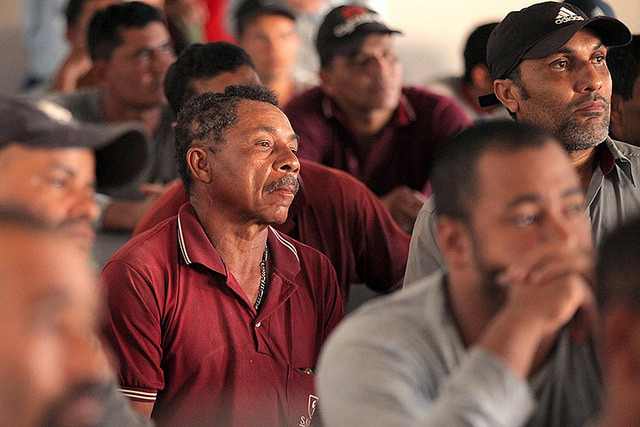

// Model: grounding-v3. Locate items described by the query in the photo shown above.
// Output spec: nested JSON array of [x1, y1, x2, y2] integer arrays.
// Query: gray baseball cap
[[0, 97, 150, 191]]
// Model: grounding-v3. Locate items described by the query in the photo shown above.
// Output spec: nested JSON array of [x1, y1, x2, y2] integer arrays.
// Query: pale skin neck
[[191, 196, 268, 305], [567, 146, 597, 193], [101, 88, 163, 136]]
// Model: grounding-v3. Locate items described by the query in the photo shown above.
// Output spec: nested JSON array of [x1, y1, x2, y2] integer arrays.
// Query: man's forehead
[[552, 28, 604, 54], [116, 21, 171, 47], [487, 148, 576, 187]]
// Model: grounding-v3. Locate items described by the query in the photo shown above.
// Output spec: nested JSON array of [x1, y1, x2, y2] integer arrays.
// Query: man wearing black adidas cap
[[405, 1, 640, 285], [0, 97, 148, 252], [284, 5, 471, 233]]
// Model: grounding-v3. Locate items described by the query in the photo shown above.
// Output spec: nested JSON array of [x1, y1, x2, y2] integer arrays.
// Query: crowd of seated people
[[3, 0, 640, 426]]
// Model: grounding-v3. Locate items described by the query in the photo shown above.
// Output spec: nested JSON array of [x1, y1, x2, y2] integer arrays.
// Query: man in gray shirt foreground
[[318, 120, 601, 426], [405, 1, 637, 285]]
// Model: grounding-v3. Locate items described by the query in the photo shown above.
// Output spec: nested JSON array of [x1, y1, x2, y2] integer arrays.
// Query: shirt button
[[255, 321, 261, 328]]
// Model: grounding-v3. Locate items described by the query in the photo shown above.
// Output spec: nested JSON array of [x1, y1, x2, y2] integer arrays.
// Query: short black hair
[[607, 34, 640, 101], [174, 84, 278, 191], [596, 217, 640, 311], [463, 23, 498, 83], [88, 1, 166, 61], [164, 42, 256, 115], [65, 0, 88, 28], [234, 0, 296, 39], [431, 120, 555, 221]]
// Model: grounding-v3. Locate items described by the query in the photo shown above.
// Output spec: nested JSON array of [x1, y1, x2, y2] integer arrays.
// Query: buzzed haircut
[[463, 23, 498, 84], [174, 84, 278, 191], [596, 218, 640, 311], [431, 120, 556, 221], [607, 35, 640, 101], [234, 0, 296, 39], [88, 1, 166, 61], [164, 42, 256, 115]]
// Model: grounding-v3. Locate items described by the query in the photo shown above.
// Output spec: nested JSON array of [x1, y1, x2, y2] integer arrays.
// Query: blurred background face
[[0, 145, 99, 251], [321, 33, 402, 112], [0, 230, 110, 427], [238, 15, 299, 82], [101, 21, 176, 108]]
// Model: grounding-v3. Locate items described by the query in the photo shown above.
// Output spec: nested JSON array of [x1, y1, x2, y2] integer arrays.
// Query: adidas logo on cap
[[555, 6, 585, 25]]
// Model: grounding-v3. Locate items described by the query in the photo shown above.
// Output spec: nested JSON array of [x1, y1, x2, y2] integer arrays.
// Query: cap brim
[[524, 15, 630, 59], [77, 122, 150, 192], [323, 25, 402, 58]]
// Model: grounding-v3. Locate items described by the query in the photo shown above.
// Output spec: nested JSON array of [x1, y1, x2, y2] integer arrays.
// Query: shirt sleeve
[[101, 260, 165, 402], [347, 174, 411, 292], [317, 318, 535, 427], [404, 197, 446, 285]]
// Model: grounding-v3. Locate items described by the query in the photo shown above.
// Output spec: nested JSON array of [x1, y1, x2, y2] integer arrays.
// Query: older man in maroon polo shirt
[[100, 84, 344, 426]]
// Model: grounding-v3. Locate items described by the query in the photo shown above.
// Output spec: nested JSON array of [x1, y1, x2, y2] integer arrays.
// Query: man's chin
[[59, 223, 96, 253]]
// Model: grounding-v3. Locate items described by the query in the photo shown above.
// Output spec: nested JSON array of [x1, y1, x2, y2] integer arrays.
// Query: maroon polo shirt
[[284, 86, 472, 196], [101, 203, 344, 426], [133, 160, 410, 303]]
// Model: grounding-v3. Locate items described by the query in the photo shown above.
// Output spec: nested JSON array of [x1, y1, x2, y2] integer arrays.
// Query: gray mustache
[[265, 175, 300, 195]]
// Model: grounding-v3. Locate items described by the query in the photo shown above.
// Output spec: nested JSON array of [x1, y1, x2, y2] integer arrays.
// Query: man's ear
[[494, 78, 519, 115], [436, 217, 473, 269], [187, 147, 213, 184], [91, 60, 108, 82]]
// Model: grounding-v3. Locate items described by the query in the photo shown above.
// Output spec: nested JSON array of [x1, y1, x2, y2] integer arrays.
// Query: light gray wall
[[1, 0, 638, 95], [0, 1, 28, 95], [388, 0, 640, 85]]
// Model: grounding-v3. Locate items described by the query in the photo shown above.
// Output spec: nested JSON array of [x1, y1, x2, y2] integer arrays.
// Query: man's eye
[[51, 177, 68, 189], [514, 213, 537, 226], [566, 203, 584, 216], [551, 60, 568, 69], [592, 55, 606, 64]]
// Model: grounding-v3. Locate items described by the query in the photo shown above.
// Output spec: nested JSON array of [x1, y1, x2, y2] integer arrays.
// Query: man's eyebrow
[[50, 163, 76, 177], [505, 193, 541, 209], [560, 187, 584, 199], [505, 186, 583, 209], [252, 126, 300, 144], [554, 41, 604, 55]]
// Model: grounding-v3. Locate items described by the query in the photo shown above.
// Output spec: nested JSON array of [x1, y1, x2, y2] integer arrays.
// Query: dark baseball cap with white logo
[[316, 5, 402, 67], [479, 1, 630, 107]]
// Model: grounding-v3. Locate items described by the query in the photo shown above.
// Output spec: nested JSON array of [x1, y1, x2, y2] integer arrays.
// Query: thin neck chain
[[254, 243, 268, 311]]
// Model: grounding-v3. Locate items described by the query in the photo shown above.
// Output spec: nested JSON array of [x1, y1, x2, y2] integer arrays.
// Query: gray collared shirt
[[404, 138, 640, 285]]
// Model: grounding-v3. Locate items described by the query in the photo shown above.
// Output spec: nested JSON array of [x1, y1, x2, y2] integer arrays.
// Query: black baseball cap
[[0, 97, 150, 191], [479, 1, 631, 107], [316, 5, 401, 67]]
